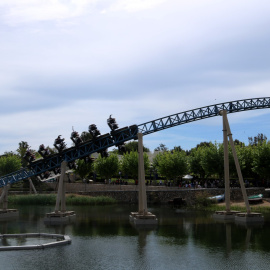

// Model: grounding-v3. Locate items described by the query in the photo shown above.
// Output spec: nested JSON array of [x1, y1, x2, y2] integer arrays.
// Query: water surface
[[0, 205, 270, 270]]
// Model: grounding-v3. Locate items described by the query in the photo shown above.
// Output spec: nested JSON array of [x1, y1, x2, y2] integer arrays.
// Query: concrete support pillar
[[29, 178, 37, 195], [222, 111, 231, 212], [129, 133, 157, 227], [221, 110, 251, 214], [0, 185, 10, 211], [44, 161, 75, 225], [138, 133, 148, 215], [55, 161, 67, 213]]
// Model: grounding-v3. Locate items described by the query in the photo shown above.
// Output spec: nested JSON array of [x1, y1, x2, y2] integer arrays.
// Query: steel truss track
[[1, 97, 269, 187]]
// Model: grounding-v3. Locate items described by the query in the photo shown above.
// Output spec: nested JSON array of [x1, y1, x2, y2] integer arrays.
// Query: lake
[[0, 204, 270, 270]]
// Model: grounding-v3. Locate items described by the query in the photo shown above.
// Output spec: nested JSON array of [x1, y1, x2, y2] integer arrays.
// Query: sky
[[0, 0, 270, 155]]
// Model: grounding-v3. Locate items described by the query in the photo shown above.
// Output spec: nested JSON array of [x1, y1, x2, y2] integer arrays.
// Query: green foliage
[[193, 192, 213, 208], [8, 194, 117, 206], [236, 144, 256, 178], [125, 141, 150, 153], [248, 133, 267, 146], [94, 154, 119, 179], [154, 150, 188, 181], [154, 143, 168, 152], [74, 159, 93, 180], [66, 194, 117, 205], [121, 151, 150, 180], [8, 194, 56, 205], [200, 142, 224, 179], [16, 141, 29, 167], [252, 141, 270, 179], [0, 155, 21, 176], [206, 204, 270, 214], [80, 131, 93, 142], [189, 147, 206, 178]]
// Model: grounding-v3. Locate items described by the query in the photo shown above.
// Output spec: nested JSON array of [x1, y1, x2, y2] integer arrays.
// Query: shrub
[[194, 192, 214, 208]]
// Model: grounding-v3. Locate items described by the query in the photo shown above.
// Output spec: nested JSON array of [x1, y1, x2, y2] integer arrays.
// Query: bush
[[8, 194, 56, 205], [8, 194, 117, 206], [194, 192, 214, 208]]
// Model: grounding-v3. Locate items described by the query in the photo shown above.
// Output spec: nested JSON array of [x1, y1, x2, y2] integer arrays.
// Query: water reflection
[[0, 205, 270, 270]]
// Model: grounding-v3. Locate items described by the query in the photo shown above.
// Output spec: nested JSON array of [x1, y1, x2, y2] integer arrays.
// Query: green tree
[[248, 133, 267, 146], [236, 144, 257, 179], [16, 141, 30, 167], [252, 141, 270, 180], [94, 154, 119, 180], [121, 151, 150, 180], [0, 155, 21, 176], [154, 150, 188, 183], [154, 143, 168, 152], [200, 142, 224, 179], [74, 159, 93, 181], [189, 147, 206, 179], [124, 141, 150, 153], [80, 131, 93, 142]]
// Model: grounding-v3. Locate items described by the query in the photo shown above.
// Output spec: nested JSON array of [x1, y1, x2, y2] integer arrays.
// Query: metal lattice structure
[[1, 97, 269, 187], [138, 97, 270, 135]]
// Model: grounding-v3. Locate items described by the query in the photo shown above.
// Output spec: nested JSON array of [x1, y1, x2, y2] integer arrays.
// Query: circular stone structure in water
[[0, 233, 71, 251]]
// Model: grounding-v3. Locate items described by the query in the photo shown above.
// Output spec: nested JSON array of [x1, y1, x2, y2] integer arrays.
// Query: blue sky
[[0, 0, 270, 154]]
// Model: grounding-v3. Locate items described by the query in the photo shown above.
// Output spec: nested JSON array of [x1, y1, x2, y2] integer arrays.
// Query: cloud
[[0, 0, 270, 154], [0, 0, 97, 25], [107, 0, 166, 13]]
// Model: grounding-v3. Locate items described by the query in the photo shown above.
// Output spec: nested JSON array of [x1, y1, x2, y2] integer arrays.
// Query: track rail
[[1, 97, 269, 187]]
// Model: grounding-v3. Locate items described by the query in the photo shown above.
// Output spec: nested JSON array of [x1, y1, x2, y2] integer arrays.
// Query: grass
[[8, 194, 117, 206], [66, 194, 117, 205], [205, 204, 270, 214], [189, 191, 270, 214]]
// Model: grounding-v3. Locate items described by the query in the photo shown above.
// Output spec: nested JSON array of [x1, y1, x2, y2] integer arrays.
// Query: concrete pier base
[[44, 162, 76, 225], [0, 233, 71, 251], [235, 212, 264, 225], [129, 211, 158, 226], [213, 210, 241, 221], [0, 209, 19, 220], [44, 211, 76, 225]]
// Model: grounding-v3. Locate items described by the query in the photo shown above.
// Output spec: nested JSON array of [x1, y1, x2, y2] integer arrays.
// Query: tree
[[189, 147, 206, 179], [74, 159, 93, 181], [154, 143, 168, 152], [16, 141, 30, 167], [121, 151, 150, 180], [0, 155, 21, 176], [236, 144, 257, 179], [200, 142, 224, 179], [153, 150, 188, 183], [252, 141, 270, 180], [172, 146, 183, 152], [94, 154, 119, 180], [80, 131, 93, 142], [234, 139, 245, 146], [124, 141, 150, 153], [195, 142, 211, 149], [248, 133, 267, 146]]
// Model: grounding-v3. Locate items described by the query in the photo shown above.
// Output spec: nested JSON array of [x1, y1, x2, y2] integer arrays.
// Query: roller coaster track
[[1, 97, 269, 187]]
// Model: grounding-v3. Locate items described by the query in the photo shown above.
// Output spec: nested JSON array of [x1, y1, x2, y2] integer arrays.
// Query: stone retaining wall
[[46, 183, 266, 204]]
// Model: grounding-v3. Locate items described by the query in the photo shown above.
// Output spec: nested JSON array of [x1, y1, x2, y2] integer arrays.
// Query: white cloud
[[108, 0, 166, 12], [0, 0, 98, 25], [0, 0, 270, 154]]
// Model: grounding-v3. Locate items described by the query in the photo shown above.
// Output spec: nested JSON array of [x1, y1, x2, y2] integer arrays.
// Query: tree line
[[0, 134, 269, 188]]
